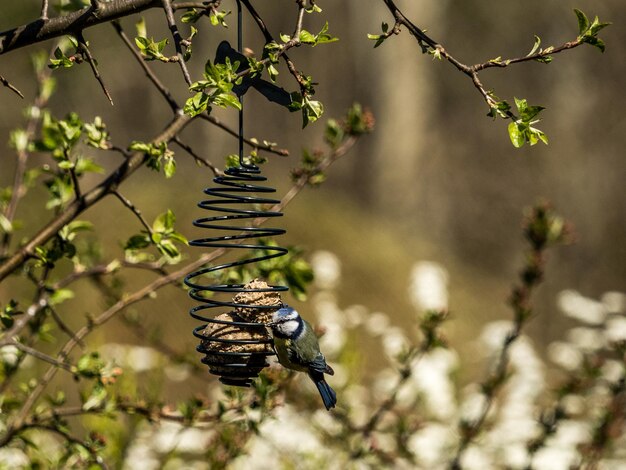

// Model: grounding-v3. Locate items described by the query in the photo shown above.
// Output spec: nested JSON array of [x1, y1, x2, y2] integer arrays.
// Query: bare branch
[[112, 190, 154, 234], [112, 20, 179, 112], [162, 0, 192, 85], [0, 73, 24, 98], [198, 113, 289, 157], [10, 341, 75, 373], [172, 137, 222, 175], [40, 0, 49, 20], [48, 305, 85, 347], [75, 31, 114, 105], [1, 55, 55, 256]]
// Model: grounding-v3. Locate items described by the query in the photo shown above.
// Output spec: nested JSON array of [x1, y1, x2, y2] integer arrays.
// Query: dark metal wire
[[184, 0, 288, 387]]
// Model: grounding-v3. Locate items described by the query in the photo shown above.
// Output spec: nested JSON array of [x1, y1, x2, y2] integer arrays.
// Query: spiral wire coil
[[184, 165, 288, 386], [184, 0, 288, 387]]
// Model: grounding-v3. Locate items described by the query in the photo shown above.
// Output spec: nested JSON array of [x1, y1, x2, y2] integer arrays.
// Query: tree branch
[[75, 31, 114, 105], [161, 0, 192, 85], [172, 137, 222, 175], [0, 73, 24, 98], [112, 20, 179, 112], [198, 113, 289, 157], [379, 0, 588, 118], [1, 57, 54, 256], [0, 112, 193, 283]]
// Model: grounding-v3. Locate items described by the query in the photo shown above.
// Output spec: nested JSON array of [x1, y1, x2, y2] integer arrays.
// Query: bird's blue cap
[[269, 306, 299, 325]]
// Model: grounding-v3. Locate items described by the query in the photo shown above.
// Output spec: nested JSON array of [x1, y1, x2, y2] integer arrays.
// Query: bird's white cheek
[[280, 320, 300, 336]]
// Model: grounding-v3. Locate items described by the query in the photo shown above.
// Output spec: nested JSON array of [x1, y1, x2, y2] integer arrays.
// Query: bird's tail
[[312, 374, 337, 410]]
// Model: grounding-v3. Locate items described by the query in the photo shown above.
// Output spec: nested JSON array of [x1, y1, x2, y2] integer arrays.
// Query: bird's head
[[268, 306, 303, 338]]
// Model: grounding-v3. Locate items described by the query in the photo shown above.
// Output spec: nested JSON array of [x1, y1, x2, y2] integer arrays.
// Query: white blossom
[[343, 304, 368, 328], [364, 311, 390, 336], [480, 320, 514, 353], [408, 261, 449, 312], [310, 250, 341, 290], [558, 290, 607, 325], [0, 345, 19, 367], [548, 341, 583, 370], [601, 291, 626, 314], [411, 348, 458, 420], [0, 448, 29, 468], [153, 421, 213, 453], [605, 316, 626, 342], [407, 422, 455, 468], [567, 327, 605, 352], [532, 446, 581, 470], [318, 320, 346, 357], [601, 359, 625, 384], [460, 445, 494, 470], [382, 326, 409, 359], [459, 386, 489, 424]]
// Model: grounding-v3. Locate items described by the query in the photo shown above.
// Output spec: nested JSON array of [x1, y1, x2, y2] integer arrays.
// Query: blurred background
[[0, 0, 624, 384]]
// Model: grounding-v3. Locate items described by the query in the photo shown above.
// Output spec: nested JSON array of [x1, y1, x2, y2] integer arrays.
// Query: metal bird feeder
[[184, 0, 288, 386]]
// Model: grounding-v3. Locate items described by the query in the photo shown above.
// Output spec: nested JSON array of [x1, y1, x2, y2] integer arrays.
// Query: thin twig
[[112, 190, 153, 235], [172, 137, 222, 175], [48, 304, 85, 347], [112, 20, 179, 112], [10, 341, 75, 373], [0, 74, 24, 98], [75, 31, 114, 105], [162, 0, 192, 85], [198, 113, 289, 157], [1, 54, 55, 256], [40, 0, 49, 20]]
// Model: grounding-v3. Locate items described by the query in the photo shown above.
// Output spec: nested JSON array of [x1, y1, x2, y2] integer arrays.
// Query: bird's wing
[[308, 352, 334, 375], [300, 321, 334, 375]]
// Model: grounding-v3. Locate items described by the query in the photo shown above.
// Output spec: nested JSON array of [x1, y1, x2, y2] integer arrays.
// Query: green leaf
[[75, 157, 104, 175], [184, 92, 210, 117], [181, 8, 203, 24], [0, 214, 13, 234], [575, 10, 611, 53], [153, 209, 175, 233], [157, 239, 179, 258], [49, 288, 75, 306], [299, 30, 316, 44], [76, 352, 104, 379], [209, 9, 231, 28], [508, 122, 525, 148], [574, 9, 590, 36], [163, 156, 176, 178], [135, 18, 148, 39], [527, 35, 541, 57], [9, 129, 29, 152], [125, 234, 150, 250], [213, 92, 242, 110], [83, 382, 107, 411]]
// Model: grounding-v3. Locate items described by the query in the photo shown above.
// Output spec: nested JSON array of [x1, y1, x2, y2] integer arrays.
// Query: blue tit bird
[[268, 306, 337, 410]]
